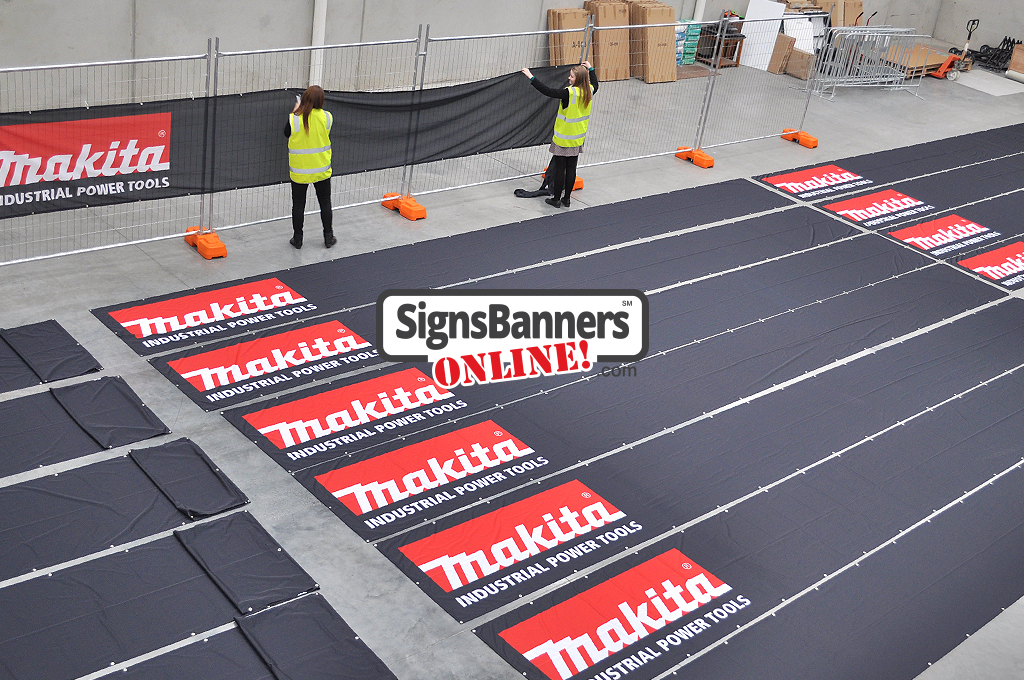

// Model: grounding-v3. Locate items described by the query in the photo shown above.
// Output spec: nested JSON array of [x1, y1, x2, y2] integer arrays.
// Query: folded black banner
[[0, 67, 568, 219]]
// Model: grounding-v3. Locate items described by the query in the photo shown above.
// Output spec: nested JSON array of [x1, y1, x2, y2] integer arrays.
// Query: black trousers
[[548, 155, 579, 201], [290, 178, 333, 237]]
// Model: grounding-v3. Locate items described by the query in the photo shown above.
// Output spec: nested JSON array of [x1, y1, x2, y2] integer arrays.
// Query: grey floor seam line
[[368, 260, 948, 543], [649, 455, 1024, 680], [461, 345, 1024, 631], [73, 622, 239, 680], [294, 252, 942, 478], [0, 505, 250, 591], [0, 435, 180, 490]]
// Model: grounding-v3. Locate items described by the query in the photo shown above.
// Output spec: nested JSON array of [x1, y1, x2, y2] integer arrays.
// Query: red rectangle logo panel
[[762, 164, 871, 198], [242, 367, 453, 450], [1, 113, 171, 187], [824, 189, 934, 228], [499, 549, 731, 680], [108, 278, 308, 339], [958, 242, 1024, 285], [398, 480, 626, 592], [316, 420, 534, 515], [167, 320, 370, 392]]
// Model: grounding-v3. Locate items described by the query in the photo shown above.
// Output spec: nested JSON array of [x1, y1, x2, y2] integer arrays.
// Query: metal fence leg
[[207, 37, 220, 233], [402, 24, 430, 199], [693, 18, 728, 150]]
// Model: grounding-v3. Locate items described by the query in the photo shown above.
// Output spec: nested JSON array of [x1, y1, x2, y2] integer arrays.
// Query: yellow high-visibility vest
[[288, 108, 333, 183], [551, 85, 593, 148]]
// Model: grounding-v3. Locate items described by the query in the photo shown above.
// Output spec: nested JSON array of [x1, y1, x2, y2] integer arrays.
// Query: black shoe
[[325, 234, 337, 248], [289, 236, 302, 249], [545, 197, 562, 208], [561, 196, 570, 207]]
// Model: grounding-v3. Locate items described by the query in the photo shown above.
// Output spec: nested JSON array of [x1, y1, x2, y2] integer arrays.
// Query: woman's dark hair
[[295, 85, 325, 133], [570, 65, 592, 108]]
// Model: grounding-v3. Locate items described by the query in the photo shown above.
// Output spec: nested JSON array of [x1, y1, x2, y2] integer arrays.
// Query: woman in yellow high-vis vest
[[521, 61, 599, 208], [284, 85, 335, 249]]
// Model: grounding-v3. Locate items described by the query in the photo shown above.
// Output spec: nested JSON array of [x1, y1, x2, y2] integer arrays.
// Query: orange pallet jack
[[930, 19, 978, 82]]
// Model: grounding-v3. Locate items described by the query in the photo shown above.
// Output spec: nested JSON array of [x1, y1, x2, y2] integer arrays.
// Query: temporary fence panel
[[695, 17, 817, 150], [811, 26, 929, 99], [211, 38, 421, 234], [404, 27, 586, 199], [576, 20, 715, 169], [0, 53, 210, 263]]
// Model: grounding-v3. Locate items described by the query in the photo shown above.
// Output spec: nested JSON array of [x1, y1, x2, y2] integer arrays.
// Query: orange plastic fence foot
[[782, 129, 818, 148], [542, 167, 584, 191], [382, 193, 402, 210], [196, 233, 226, 259], [184, 225, 202, 247], [398, 196, 426, 221], [676, 147, 714, 168]]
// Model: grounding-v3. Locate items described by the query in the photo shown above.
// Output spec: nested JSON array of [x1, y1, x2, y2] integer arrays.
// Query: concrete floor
[[2, 73, 1024, 680]]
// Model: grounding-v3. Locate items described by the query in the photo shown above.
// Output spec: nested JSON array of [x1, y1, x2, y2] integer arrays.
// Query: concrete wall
[[933, 0, 1024, 53], [0, 0, 702, 68]]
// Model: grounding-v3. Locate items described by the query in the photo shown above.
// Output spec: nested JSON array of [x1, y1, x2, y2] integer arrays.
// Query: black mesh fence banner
[[0, 67, 569, 220]]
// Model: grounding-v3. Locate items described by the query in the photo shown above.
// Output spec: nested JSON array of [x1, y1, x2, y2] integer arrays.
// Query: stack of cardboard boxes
[[583, 1, 630, 81], [548, 3, 678, 83], [827, 0, 865, 27], [626, 1, 677, 82], [547, 8, 589, 66]]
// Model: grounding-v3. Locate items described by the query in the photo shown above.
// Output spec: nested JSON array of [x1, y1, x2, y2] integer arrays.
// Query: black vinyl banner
[[151, 308, 380, 411], [0, 67, 568, 219]]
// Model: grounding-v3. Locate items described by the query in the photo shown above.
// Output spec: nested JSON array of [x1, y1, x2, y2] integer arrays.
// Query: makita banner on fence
[[0, 67, 568, 219]]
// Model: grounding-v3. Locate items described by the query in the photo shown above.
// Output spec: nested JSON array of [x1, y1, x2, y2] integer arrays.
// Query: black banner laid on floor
[[151, 309, 379, 411], [236, 594, 399, 680], [0, 319, 101, 383], [0, 67, 567, 219], [176, 512, 318, 614]]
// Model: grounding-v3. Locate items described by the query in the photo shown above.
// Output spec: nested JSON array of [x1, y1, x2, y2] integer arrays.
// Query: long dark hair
[[570, 65, 592, 108], [294, 85, 325, 133]]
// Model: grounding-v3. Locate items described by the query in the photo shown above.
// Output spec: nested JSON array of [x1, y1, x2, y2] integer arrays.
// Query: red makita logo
[[764, 164, 864, 194], [959, 242, 1024, 281], [825, 189, 924, 222], [109, 278, 307, 339], [243, 367, 453, 449], [0, 112, 171, 187], [167, 320, 370, 392], [398, 480, 625, 592], [500, 549, 731, 680], [890, 214, 988, 250], [316, 420, 534, 515]]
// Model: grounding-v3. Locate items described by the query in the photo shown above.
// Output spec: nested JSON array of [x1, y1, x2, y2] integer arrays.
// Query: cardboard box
[[829, 0, 863, 27], [1009, 44, 1024, 74], [639, 3, 676, 82], [785, 47, 814, 79], [586, 1, 630, 81], [548, 8, 589, 66], [768, 33, 797, 74]]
